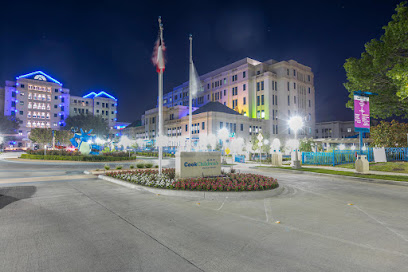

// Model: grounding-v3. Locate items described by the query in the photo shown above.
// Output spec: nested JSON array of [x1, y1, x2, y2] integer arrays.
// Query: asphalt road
[[0, 153, 407, 271]]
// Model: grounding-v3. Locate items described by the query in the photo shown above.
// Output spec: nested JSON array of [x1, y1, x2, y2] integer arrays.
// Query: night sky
[[0, 0, 402, 123]]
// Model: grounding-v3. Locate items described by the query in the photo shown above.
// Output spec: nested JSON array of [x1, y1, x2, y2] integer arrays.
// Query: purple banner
[[354, 95, 370, 130]]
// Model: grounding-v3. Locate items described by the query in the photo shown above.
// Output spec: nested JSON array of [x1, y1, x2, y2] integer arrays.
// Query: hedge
[[20, 154, 136, 161], [135, 151, 175, 158]]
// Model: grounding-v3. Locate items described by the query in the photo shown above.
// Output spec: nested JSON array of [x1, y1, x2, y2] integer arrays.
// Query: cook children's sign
[[354, 95, 370, 132]]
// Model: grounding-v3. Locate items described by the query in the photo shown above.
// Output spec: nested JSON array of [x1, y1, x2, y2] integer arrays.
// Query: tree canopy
[[0, 115, 20, 135], [55, 130, 73, 146], [29, 128, 53, 147], [344, 2, 408, 119], [65, 114, 109, 136], [370, 120, 408, 147]]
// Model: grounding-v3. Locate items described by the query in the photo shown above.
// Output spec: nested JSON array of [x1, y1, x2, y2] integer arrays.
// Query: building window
[[275, 81, 277, 91], [232, 87, 238, 96], [257, 96, 260, 106], [257, 111, 260, 118], [308, 75, 311, 82], [202, 122, 205, 130], [294, 96, 296, 104], [185, 124, 188, 131], [287, 69, 289, 76], [61, 98, 65, 103], [287, 82, 290, 91], [347, 128, 352, 133], [240, 124, 243, 131], [96, 110, 99, 113], [243, 97, 246, 105], [261, 110, 265, 119], [294, 82, 296, 89], [54, 105, 57, 109], [220, 122, 223, 129], [308, 87, 311, 94], [261, 95, 264, 105], [96, 102, 100, 105], [261, 81, 264, 90], [293, 69, 296, 76], [309, 100, 311, 107], [19, 111, 23, 115], [288, 96, 290, 106], [257, 82, 260, 91], [243, 84, 246, 91], [54, 89, 59, 93]]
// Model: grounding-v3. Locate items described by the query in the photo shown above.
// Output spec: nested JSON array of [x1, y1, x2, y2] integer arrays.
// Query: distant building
[[69, 91, 118, 128], [162, 57, 316, 139], [314, 121, 355, 139], [2, 71, 122, 148]]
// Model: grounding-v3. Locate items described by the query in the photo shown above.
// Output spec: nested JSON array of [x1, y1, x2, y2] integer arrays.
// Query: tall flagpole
[[188, 34, 193, 152], [158, 17, 164, 174]]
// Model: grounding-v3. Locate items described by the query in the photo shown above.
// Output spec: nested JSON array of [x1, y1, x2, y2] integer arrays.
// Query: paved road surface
[[1, 153, 407, 271]]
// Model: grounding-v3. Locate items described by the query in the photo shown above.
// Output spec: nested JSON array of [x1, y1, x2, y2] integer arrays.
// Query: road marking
[[0, 174, 92, 184], [354, 205, 408, 243], [263, 198, 270, 222], [215, 197, 228, 211]]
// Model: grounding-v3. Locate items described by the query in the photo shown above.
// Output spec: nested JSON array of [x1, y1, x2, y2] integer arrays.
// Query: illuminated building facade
[[69, 91, 118, 127], [162, 57, 316, 139], [2, 71, 121, 148], [3, 71, 70, 147]]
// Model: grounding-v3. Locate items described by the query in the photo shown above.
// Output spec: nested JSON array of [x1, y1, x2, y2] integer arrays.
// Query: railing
[[235, 155, 245, 163], [302, 149, 373, 166], [384, 148, 408, 161]]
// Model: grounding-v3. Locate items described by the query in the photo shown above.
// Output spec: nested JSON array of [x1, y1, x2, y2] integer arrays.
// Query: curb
[[95, 174, 284, 200], [254, 167, 408, 187]]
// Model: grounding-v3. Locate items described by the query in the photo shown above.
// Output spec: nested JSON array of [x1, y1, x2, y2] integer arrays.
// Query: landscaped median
[[96, 168, 282, 200], [20, 154, 136, 162]]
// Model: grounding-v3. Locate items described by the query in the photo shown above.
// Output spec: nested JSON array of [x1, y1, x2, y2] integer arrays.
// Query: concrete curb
[[255, 167, 408, 187], [96, 174, 284, 200]]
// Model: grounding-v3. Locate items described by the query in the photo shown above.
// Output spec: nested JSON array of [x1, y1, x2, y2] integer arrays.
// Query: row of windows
[[27, 121, 51, 128], [219, 122, 237, 133], [28, 102, 50, 110], [28, 93, 51, 101], [27, 111, 50, 119], [167, 126, 182, 137], [249, 125, 261, 135], [73, 108, 89, 114], [256, 95, 265, 106]]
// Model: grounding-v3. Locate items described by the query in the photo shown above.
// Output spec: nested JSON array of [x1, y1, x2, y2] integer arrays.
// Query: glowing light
[[351, 145, 356, 150], [16, 71, 62, 85], [263, 139, 269, 145], [285, 139, 299, 151], [270, 138, 281, 153], [82, 91, 117, 101], [339, 144, 346, 150], [362, 145, 367, 151], [288, 116, 304, 132]]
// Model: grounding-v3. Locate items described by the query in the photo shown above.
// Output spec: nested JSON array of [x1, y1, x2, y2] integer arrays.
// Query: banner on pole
[[354, 95, 370, 132]]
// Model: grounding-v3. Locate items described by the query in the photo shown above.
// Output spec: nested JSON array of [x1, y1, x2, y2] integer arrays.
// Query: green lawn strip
[[336, 162, 408, 173], [255, 165, 408, 182], [287, 167, 408, 182]]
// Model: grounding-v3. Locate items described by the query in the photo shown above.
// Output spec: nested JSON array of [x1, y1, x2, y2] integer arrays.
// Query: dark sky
[[0, 0, 402, 122]]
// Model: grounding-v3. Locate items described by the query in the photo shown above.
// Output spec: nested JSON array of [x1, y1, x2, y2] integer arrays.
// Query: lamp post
[[288, 116, 303, 169]]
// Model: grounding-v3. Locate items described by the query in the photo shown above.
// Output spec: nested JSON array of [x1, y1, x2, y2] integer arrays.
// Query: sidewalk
[[301, 165, 408, 177]]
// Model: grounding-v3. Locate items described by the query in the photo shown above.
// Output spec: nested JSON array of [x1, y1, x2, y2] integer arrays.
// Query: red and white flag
[[152, 37, 166, 73]]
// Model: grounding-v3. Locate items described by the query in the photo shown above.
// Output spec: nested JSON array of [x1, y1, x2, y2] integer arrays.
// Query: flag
[[152, 37, 166, 73], [189, 61, 203, 98]]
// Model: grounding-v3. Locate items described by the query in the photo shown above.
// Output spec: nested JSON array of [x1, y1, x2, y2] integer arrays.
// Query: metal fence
[[302, 149, 373, 166], [384, 148, 408, 161]]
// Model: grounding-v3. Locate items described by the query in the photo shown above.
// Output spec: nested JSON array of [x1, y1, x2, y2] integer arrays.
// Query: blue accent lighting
[[82, 91, 117, 101], [16, 71, 63, 85]]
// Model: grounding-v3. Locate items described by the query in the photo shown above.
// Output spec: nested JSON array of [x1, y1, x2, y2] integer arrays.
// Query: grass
[[336, 162, 408, 173], [270, 166, 408, 182]]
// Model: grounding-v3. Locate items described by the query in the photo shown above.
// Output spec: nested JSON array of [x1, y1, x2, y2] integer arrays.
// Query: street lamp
[[288, 116, 303, 169]]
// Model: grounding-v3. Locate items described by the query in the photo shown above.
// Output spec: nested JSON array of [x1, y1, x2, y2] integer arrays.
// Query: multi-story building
[[162, 57, 315, 139], [3, 71, 70, 147], [124, 57, 316, 147], [315, 121, 355, 139], [69, 91, 118, 127], [2, 71, 122, 148]]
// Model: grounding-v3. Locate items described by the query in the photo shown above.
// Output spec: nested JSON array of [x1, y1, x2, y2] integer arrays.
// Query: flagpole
[[158, 17, 164, 174], [189, 34, 193, 152]]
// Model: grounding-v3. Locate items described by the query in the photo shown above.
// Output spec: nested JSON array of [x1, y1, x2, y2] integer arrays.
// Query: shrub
[[104, 164, 110, 170], [154, 165, 159, 168], [130, 165, 135, 169], [145, 163, 153, 168], [116, 165, 123, 170], [20, 154, 135, 161], [230, 167, 236, 173], [108, 169, 279, 192], [136, 163, 145, 168]]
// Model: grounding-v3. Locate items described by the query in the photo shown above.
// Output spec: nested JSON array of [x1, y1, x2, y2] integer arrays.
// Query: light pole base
[[292, 160, 301, 169]]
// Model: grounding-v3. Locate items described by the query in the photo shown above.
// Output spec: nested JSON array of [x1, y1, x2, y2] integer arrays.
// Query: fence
[[302, 149, 373, 166], [234, 155, 245, 163], [384, 148, 408, 161]]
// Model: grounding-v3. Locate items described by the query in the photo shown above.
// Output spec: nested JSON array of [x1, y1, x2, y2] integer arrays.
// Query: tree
[[55, 130, 73, 146], [344, 2, 408, 119], [29, 128, 53, 148], [0, 116, 20, 146], [250, 133, 270, 153], [0, 115, 20, 134], [65, 114, 109, 136], [370, 120, 408, 147], [299, 138, 314, 152]]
